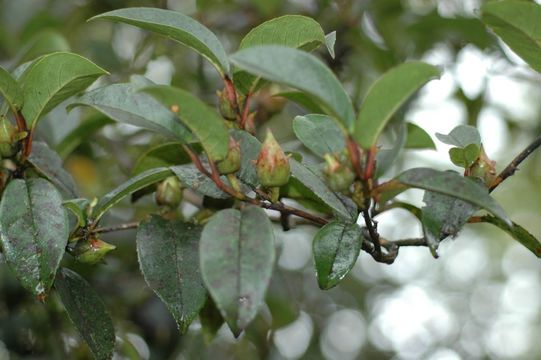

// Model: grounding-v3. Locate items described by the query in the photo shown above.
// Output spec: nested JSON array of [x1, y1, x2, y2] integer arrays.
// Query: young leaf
[[90, 7, 230, 76], [481, 0, 541, 74], [313, 221, 362, 290], [142, 85, 229, 161], [92, 167, 173, 221], [231, 130, 261, 187], [289, 159, 353, 221], [170, 164, 229, 199], [354, 62, 440, 149], [0, 178, 69, 298], [63, 198, 91, 228], [55, 268, 115, 360], [293, 114, 346, 158], [28, 141, 79, 198], [69, 82, 193, 142], [325, 31, 337, 59], [396, 168, 510, 225], [56, 115, 114, 159], [449, 144, 480, 168], [19, 52, 107, 128], [435, 125, 481, 148], [405, 123, 436, 149], [230, 45, 355, 129], [132, 142, 191, 175], [200, 206, 275, 337], [0, 65, 23, 112], [475, 215, 541, 258], [136, 216, 207, 333]]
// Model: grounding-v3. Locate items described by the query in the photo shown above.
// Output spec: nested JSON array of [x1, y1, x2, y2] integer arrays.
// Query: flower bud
[[73, 237, 116, 265], [155, 176, 183, 208], [217, 137, 241, 175], [468, 147, 496, 186], [217, 89, 237, 121], [0, 117, 19, 158], [323, 153, 355, 192], [256, 129, 290, 187]]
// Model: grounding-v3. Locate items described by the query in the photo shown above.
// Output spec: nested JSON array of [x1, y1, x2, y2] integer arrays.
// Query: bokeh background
[[1, 0, 541, 359]]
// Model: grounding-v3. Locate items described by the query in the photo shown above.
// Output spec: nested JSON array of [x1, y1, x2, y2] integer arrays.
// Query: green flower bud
[[0, 117, 19, 158], [217, 89, 237, 121], [73, 237, 116, 265], [156, 176, 183, 208], [323, 153, 355, 192], [468, 147, 496, 186], [217, 137, 241, 175], [256, 129, 290, 187]]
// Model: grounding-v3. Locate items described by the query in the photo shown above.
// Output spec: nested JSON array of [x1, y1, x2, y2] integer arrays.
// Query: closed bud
[[217, 137, 241, 174], [323, 153, 355, 192], [256, 129, 290, 187], [0, 117, 19, 158], [468, 147, 496, 186], [73, 237, 116, 265], [156, 176, 183, 208], [217, 89, 237, 121]]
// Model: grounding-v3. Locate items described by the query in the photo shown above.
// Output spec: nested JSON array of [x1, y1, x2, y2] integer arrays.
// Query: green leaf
[[132, 142, 191, 175], [230, 45, 355, 129], [200, 206, 275, 337], [313, 221, 362, 290], [55, 268, 115, 360], [56, 115, 114, 159], [19, 52, 107, 129], [142, 85, 229, 161], [289, 159, 353, 221], [435, 125, 481, 148], [293, 114, 346, 158], [274, 91, 325, 114], [354, 62, 441, 149], [231, 130, 261, 187], [136, 216, 207, 333], [170, 164, 229, 199], [0, 65, 23, 111], [449, 143, 480, 168], [481, 0, 541, 73], [405, 123, 435, 149], [93, 167, 173, 221], [325, 31, 337, 59], [16, 30, 71, 65], [376, 122, 407, 177], [28, 141, 78, 198], [68, 82, 193, 142], [396, 168, 510, 225], [0, 178, 69, 297], [90, 7, 230, 76], [476, 215, 541, 258], [63, 198, 90, 229]]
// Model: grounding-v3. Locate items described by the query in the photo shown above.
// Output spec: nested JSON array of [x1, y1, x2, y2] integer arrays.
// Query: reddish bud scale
[[256, 129, 290, 187]]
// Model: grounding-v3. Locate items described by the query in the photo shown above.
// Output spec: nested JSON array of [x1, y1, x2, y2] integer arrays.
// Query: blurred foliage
[[0, 0, 541, 359]]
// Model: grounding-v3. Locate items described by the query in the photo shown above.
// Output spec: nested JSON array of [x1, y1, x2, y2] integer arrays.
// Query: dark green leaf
[[56, 115, 114, 159], [354, 62, 441, 149], [55, 268, 115, 360], [28, 141, 78, 198], [170, 163, 229, 199], [90, 7, 230, 76], [231, 129, 261, 187], [396, 168, 510, 225], [293, 114, 346, 157], [231, 45, 355, 129], [435, 125, 481, 148], [199, 297, 224, 343], [313, 221, 362, 289], [481, 0, 541, 73], [0, 65, 23, 111], [200, 206, 275, 336], [0, 178, 68, 297], [449, 144, 480, 168], [137, 216, 207, 332], [405, 123, 436, 149], [132, 142, 191, 175], [19, 52, 107, 128], [142, 85, 229, 161], [274, 91, 325, 114]]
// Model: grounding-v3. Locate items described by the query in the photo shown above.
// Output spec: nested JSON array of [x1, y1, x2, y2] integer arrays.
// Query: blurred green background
[[1, 0, 541, 359]]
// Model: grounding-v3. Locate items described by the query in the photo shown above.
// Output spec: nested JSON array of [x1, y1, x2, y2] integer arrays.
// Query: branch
[[489, 135, 541, 192], [93, 222, 139, 234]]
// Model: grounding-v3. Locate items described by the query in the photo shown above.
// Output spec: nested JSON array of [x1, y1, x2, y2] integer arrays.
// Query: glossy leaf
[[28, 141, 78, 198], [0, 178, 68, 297], [132, 142, 191, 175], [0, 65, 23, 111], [293, 114, 345, 158], [289, 159, 353, 221], [200, 206, 275, 336], [19, 52, 107, 128], [137, 216, 207, 332], [405, 123, 435, 149], [56, 115, 114, 159], [55, 268, 115, 360], [231, 130, 261, 187], [93, 167, 173, 221], [435, 125, 481, 148], [69, 82, 193, 142], [313, 221, 362, 289], [231, 45, 355, 128], [396, 168, 510, 225], [476, 215, 541, 258], [354, 62, 441, 149], [170, 164, 229, 199], [481, 0, 541, 73], [90, 7, 229, 75], [142, 85, 229, 161]]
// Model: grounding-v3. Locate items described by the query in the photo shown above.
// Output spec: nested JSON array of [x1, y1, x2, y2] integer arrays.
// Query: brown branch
[[489, 135, 541, 192], [93, 222, 139, 234], [381, 237, 427, 247], [259, 201, 328, 226]]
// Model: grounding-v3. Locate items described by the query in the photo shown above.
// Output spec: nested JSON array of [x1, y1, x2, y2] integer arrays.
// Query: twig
[[489, 136, 541, 192], [93, 222, 139, 234], [381, 237, 427, 247]]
